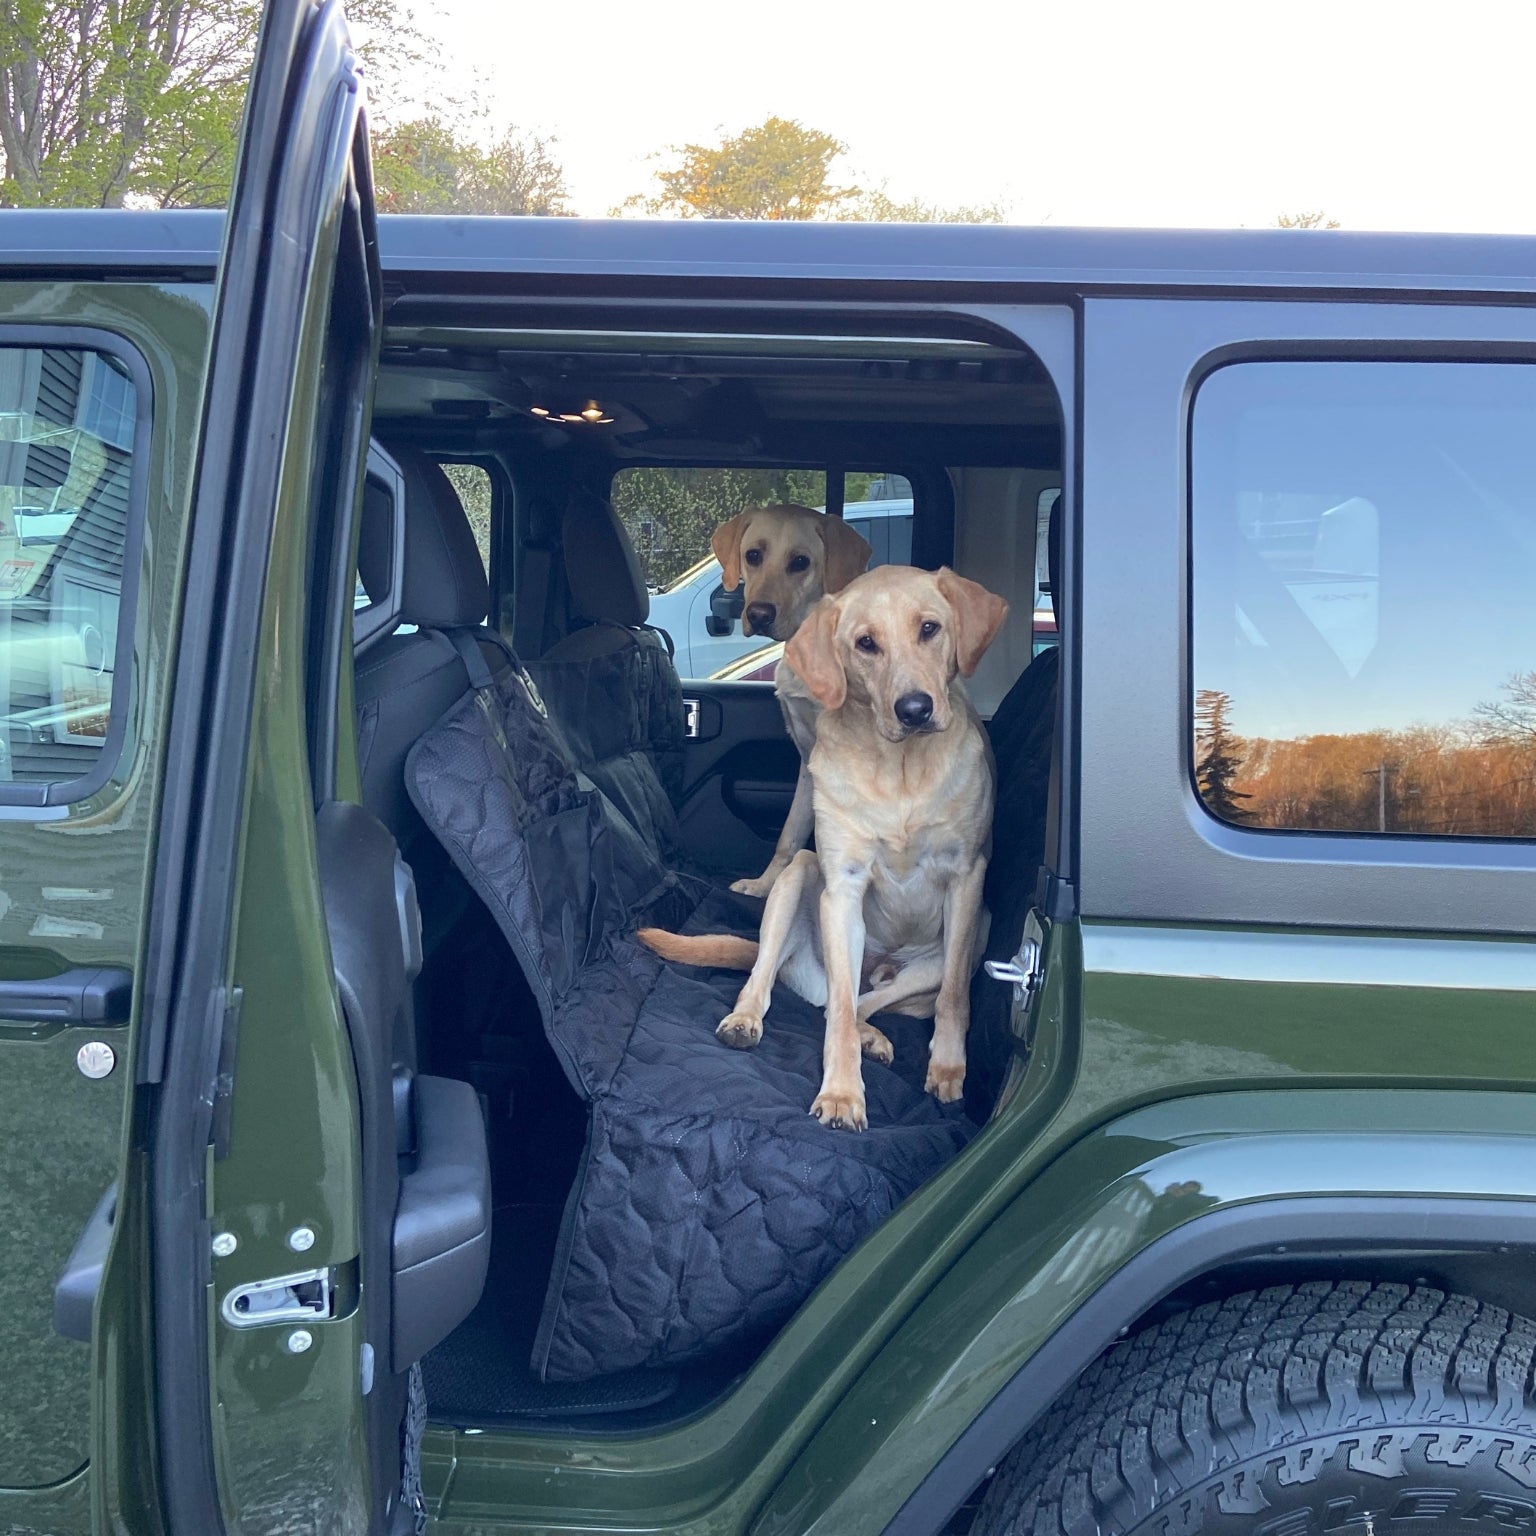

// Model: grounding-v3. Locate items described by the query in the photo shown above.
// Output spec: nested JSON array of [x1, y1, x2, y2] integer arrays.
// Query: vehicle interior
[[349, 318, 1066, 1432]]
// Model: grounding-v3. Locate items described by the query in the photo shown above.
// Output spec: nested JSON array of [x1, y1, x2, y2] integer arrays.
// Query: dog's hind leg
[[718, 849, 820, 1050], [856, 954, 945, 1022]]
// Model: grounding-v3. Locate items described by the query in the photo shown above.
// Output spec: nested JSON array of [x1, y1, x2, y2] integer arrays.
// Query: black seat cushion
[[405, 659, 972, 1381]]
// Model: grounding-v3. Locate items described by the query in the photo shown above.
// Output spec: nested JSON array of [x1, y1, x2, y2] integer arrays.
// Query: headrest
[[394, 449, 489, 630], [1047, 492, 1064, 628], [563, 490, 649, 629]]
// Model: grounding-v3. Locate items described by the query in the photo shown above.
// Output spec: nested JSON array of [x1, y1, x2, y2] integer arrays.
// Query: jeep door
[[91, 1, 443, 1530]]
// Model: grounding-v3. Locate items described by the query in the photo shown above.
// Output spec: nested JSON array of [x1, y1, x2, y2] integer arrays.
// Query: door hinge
[[220, 1266, 335, 1330]]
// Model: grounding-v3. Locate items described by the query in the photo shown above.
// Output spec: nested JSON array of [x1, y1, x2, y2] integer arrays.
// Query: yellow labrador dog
[[710, 504, 871, 900], [640, 565, 1007, 1131]]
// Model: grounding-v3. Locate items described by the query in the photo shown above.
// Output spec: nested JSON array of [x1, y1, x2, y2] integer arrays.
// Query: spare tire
[[972, 1280, 1536, 1535]]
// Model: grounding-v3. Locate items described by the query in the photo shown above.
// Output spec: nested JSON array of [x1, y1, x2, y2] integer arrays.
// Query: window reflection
[[1192, 361, 1536, 837], [0, 348, 136, 784]]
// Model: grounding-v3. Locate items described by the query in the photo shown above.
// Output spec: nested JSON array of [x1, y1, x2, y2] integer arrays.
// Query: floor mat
[[423, 1203, 680, 1423]]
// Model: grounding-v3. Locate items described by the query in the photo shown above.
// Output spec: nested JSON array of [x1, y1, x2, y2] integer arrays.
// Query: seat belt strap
[[445, 627, 494, 693]]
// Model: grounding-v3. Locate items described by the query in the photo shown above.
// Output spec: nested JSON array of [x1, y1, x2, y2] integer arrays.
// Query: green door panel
[[0, 280, 210, 1505], [755, 1088, 1536, 1536], [0, 1024, 123, 1488], [1075, 920, 1536, 1127]]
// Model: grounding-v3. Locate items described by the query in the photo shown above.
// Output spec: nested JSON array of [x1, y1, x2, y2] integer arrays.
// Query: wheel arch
[[883, 1193, 1536, 1536]]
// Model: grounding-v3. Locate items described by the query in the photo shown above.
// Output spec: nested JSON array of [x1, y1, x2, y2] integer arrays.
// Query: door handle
[[0, 966, 131, 1026]]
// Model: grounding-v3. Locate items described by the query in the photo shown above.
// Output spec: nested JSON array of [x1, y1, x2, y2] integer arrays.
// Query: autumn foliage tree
[[1197, 673, 1536, 838], [842, 183, 1005, 224], [625, 115, 856, 220], [1276, 211, 1342, 229]]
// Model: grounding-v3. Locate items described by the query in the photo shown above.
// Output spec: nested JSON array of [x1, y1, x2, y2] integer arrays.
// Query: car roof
[[8, 210, 1536, 300]]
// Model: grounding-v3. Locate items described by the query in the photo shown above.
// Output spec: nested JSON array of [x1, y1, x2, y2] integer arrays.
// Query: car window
[[612, 467, 911, 590], [1192, 359, 1536, 837], [846, 517, 880, 565], [441, 461, 492, 575], [0, 344, 144, 794]]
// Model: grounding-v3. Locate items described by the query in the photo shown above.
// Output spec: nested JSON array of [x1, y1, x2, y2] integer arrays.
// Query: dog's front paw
[[858, 1022, 894, 1064], [810, 1086, 867, 1132], [717, 1011, 763, 1049], [730, 873, 775, 898], [924, 1058, 966, 1103]]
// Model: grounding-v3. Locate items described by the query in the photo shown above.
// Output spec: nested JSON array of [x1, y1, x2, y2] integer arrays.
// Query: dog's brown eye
[[855, 633, 880, 655], [919, 620, 941, 642], [787, 553, 811, 574], [744, 548, 763, 567]]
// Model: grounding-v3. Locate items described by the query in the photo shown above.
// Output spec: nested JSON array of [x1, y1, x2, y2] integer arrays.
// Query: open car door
[[96, 2, 490, 1531]]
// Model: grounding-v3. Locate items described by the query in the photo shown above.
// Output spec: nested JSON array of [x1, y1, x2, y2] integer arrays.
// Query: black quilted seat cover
[[405, 662, 973, 1381], [526, 627, 686, 867]]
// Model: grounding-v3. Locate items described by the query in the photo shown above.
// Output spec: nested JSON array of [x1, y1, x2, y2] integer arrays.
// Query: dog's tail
[[635, 927, 759, 971]]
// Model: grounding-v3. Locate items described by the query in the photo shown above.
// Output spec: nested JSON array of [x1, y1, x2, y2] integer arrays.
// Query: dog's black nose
[[744, 601, 777, 634], [894, 692, 933, 730]]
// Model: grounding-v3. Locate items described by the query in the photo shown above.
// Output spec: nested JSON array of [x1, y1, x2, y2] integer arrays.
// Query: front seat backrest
[[528, 489, 687, 863], [354, 450, 511, 955]]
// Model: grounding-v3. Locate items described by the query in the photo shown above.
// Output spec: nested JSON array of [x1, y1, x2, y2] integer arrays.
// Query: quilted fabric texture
[[405, 660, 973, 1382], [527, 625, 686, 864]]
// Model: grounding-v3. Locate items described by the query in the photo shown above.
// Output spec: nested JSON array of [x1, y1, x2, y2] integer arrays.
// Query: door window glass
[[0, 345, 142, 789], [1193, 360, 1536, 837]]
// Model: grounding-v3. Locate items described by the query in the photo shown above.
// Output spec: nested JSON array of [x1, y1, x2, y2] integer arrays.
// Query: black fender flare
[[883, 1193, 1536, 1535]]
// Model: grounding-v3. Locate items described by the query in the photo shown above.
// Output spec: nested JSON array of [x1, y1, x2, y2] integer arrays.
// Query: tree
[[625, 115, 856, 220], [1276, 211, 1341, 229], [1474, 670, 1536, 745], [373, 118, 569, 215], [0, 0, 421, 208], [841, 184, 1006, 224], [1194, 689, 1254, 822]]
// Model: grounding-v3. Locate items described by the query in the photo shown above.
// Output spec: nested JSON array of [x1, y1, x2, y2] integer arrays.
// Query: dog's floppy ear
[[819, 514, 872, 593], [936, 567, 1009, 677], [784, 595, 847, 710], [711, 510, 752, 591]]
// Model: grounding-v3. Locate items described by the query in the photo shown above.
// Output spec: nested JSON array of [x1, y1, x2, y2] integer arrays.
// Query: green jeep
[[5, 4, 1536, 1534]]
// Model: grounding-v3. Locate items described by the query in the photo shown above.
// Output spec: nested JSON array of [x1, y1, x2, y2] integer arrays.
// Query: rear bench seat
[[356, 457, 1053, 1383], [359, 475, 973, 1382]]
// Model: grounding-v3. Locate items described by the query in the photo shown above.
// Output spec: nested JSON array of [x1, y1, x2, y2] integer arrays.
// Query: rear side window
[[441, 462, 492, 575], [0, 342, 146, 798], [612, 467, 912, 589], [1192, 360, 1536, 837]]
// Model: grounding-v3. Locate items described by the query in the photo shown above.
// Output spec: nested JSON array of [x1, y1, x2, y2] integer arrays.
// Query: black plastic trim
[[0, 325, 154, 809], [882, 1195, 1536, 1536], [53, 1182, 116, 1342]]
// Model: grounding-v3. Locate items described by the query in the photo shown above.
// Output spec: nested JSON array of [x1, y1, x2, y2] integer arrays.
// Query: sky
[[390, 0, 1536, 233]]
